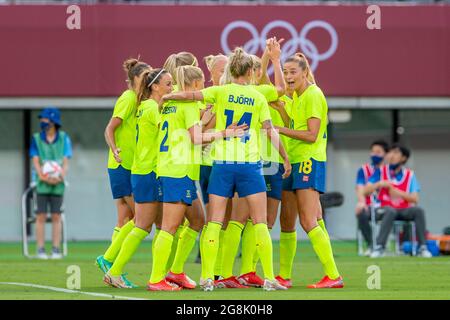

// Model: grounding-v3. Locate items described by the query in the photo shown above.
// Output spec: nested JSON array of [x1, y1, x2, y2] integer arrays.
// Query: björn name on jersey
[[228, 94, 255, 106]]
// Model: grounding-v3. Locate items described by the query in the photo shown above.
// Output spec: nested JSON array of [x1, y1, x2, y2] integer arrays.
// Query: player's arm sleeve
[[259, 100, 272, 124], [29, 136, 38, 158], [409, 174, 421, 193], [257, 85, 279, 103], [201, 86, 219, 105], [112, 94, 133, 120], [368, 169, 381, 184], [63, 134, 73, 159], [356, 168, 365, 186]]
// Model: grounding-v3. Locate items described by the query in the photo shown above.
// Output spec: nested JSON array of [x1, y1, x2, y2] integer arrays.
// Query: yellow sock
[[221, 221, 244, 278], [170, 227, 199, 274], [103, 220, 135, 262], [279, 231, 297, 279], [254, 223, 274, 280], [214, 229, 225, 276], [200, 225, 207, 279], [109, 227, 148, 276], [308, 226, 340, 279], [149, 230, 173, 284], [165, 225, 184, 273], [202, 222, 222, 280], [111, 227, 121, 242], [152, 228, 160, 254], [240, 220, 256, 275], [318, 219, 330, 241]]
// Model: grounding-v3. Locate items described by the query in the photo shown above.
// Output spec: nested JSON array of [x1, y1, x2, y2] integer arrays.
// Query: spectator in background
[[30, 107, 72, 259], [355, 140, 389, 255], [363, 144, 432, 258]]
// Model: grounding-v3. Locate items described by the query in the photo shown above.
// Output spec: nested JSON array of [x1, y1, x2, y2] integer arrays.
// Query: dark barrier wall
[[0, 4, 449, 97]]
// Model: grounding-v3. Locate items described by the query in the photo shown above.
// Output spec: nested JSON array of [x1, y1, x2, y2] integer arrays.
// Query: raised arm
[[267, 37, 285, 97]]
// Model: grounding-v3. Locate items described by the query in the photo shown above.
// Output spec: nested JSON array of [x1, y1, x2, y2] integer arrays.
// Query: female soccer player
[[147, 65, 246, 291], [275, 53, 344, 289], [96, 58, 150, 274], [160, 51, 199, 271], [103, 68, 172, 288], [160, 47, 291, 292], [218, 38, 288, 288]]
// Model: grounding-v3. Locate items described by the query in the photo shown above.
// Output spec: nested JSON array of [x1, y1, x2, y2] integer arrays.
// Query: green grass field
[[1, 240, 449, 300]]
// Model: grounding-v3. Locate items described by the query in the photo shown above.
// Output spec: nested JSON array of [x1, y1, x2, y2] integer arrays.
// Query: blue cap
[[38, 107, 61, 127]]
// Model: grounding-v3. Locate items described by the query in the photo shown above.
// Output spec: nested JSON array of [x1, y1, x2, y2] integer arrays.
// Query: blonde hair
[[285, 53, 316, 84], [219, 62, 234, 85], [228, 47, 254, 79], [250, 55, 262, 85], [123, 57, 151, 88], [163, 52, 198, 84], [204, 54, 227, 72], [176, 66, 204, 92]]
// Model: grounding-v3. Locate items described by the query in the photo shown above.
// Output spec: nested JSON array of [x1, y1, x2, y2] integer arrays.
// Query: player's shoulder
[[118, 89, 136, 101]]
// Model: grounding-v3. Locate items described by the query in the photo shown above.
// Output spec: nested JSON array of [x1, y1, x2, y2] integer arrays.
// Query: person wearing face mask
[[363, 144, 432, 258], [355, 140, 389, 255], [29, 107, 72, 259]]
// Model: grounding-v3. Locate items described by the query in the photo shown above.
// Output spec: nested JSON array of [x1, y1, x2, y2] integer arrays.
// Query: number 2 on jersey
[[160, 121, 169, 152], [224, 109, 252, 143]]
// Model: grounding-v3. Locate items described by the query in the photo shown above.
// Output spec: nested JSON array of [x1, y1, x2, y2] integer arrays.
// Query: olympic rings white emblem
[[220, 20, 338, 73]]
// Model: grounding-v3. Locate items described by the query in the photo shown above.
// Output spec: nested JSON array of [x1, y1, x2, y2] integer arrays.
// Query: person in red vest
[[355, 140, 389, 255], [363, 144, 432, 258]]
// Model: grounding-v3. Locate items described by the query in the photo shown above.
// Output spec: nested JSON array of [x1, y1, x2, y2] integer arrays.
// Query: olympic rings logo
[[220, 20, 338, 73]]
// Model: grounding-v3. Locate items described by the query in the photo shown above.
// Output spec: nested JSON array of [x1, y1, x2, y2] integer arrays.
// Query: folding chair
[[21, 183, 68, 258]]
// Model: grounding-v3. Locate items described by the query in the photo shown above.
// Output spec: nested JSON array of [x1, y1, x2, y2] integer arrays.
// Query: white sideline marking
[[0, 282, 149, 300]]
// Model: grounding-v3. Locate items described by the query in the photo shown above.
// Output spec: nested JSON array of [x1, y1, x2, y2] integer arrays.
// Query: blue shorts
[[199, 165, 212, 204], [108, 165, 132, 199], [131, 172, 160, 203], [263, 162, 285, 201], [160, 176, 198, 205], [208, 162, 266, 198], [285, 159, 326, 193]]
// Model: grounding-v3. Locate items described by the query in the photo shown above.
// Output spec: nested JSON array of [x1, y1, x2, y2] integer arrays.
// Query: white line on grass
[[0, 282, 149, 300]]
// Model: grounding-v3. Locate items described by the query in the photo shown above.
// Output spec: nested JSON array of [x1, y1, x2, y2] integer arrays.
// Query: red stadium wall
[[0, 4, 448, 97]]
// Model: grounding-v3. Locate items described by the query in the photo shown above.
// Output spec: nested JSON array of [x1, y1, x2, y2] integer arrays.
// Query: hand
[[377, 180, 391, 189], [224, 122, 249, 138], [389, 187, 403, 198], [355, 201, 367, 215], [113, 148, 122, 163], [269, 100, 285, 112], [38, 173, 51, 184], [282, 159, 292, 179], [201, 106, 214, 125], [266, 37, 284, 61]]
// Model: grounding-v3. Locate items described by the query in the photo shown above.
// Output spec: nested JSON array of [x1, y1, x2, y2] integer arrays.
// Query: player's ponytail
[[176, 66, 204, 92], [123, 57, 151, 89], [204, 54, 227, 72], [250, 55, 262, 85], [164, 52, 198, 84], [228, 47, 254, 78]]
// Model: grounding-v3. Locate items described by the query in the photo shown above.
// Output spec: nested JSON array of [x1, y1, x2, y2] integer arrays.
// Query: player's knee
[[36, 214, 47, 223], [51, 214, 61, 223]]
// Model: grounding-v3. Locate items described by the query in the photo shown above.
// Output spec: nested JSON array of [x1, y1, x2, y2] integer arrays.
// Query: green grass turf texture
[[1, 240, 449, 300]]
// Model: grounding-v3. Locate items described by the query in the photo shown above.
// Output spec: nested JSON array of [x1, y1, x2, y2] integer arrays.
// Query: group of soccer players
[[95, 37, 344, 292]]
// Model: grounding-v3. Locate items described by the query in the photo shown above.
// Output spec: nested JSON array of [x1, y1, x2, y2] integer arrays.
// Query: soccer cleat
[[370, 248, 385, 258], [96, 255, 113, 274], [200, 278, 215, 292], [147, 279, 182, 291], [275, 275, 292, 288], [103, 272, 134, 289], [237, 272, 264, 287], [166, 271, 197, 289], [216, 276, 250, 289], [307, 276, 344, 289], [263, 279, 288, 291]]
